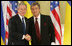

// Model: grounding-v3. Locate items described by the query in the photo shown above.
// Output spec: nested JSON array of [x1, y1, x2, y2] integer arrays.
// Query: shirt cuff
[[22, 35, 25, 39], [51, 42, 56, 45]]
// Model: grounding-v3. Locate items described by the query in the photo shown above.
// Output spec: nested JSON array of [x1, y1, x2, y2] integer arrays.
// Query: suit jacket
[[29, 14, 55, 45], [8, 14, 30, 45]]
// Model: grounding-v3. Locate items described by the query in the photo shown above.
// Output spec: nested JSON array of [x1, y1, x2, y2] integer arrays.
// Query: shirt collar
[[18, 14, 24, 21], [34, 14, 40, 20]]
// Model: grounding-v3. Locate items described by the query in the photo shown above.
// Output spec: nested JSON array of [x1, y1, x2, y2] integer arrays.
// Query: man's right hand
[[22, 34, 31, 41], [25, 34, 31, 41]]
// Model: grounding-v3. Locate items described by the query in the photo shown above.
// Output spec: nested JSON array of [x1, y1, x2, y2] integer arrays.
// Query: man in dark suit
[[29, 2, 55, 45], [8, 2, 31, 45]]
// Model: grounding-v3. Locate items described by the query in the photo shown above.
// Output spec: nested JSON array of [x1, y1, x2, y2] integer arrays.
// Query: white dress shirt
[[34, 14, 41, 33], [18, 14, 26, 28]]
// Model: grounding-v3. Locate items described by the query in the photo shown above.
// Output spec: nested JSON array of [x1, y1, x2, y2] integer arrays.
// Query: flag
[[23, 1, 36, 19], [1, 37, 5, 45], [1, 1, 5, 45], [63, 1, 71, 45], [50, 1, 62, 45], [1, 1, 18, 45]]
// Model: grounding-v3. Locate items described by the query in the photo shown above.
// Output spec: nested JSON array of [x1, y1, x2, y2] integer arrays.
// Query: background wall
[[38, 1, 66, 24]]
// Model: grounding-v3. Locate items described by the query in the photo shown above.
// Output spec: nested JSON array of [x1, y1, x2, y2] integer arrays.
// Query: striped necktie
[[22, 17, 26, 35]]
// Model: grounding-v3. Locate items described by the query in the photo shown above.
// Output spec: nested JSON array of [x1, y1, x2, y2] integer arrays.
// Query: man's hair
[[31, 2, 40, 9], [17, 1, 27, 9]]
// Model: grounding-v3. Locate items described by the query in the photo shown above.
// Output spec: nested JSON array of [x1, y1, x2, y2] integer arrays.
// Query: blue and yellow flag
[[23, 1, 36, 19], [1, 2, 5, 45], [63, 1, 71, 45]]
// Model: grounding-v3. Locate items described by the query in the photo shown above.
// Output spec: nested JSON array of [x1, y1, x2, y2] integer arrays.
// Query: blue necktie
[[22, 18, 26, 35]]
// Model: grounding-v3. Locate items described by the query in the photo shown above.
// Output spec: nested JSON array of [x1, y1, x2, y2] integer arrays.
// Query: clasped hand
[[22, 34, 31, 41]]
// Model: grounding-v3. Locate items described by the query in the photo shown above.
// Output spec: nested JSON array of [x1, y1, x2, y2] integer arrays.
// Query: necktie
[[35, 18, 41, 41], [22, 17, 26, 35]]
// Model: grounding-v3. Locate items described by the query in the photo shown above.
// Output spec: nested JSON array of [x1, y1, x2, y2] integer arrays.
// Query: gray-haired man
[[8, 2, 31, 45]]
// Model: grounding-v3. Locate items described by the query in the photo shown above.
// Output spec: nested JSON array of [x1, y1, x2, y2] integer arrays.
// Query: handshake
[[22, 34, 31, 41]]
